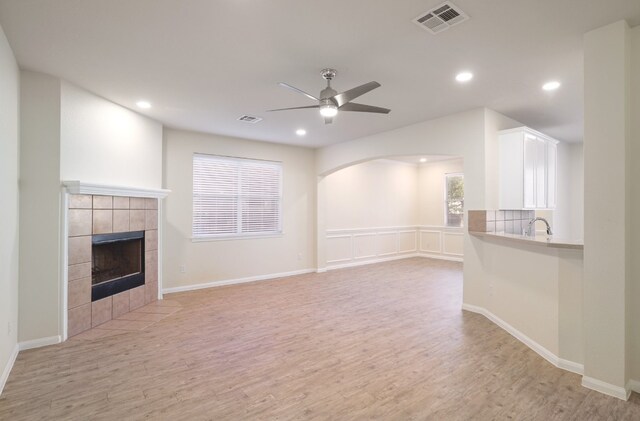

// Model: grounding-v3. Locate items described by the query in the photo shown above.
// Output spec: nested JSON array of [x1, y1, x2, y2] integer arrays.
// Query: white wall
[[583, 20, 631, 394], [567, 143, 584, 240], [0, 23, 19, 393], [541, 141, 584, 240], [324, 159, 418, 268], [18, 71, 62, 343], [484, 109, 521, 209], [325, 160, 418, 230], [60, 82, 163, 188], [418, 158, 464, 226], [316, 109, 485, 178], [630, 24, 640, 384], [163, 129, 316, 291]]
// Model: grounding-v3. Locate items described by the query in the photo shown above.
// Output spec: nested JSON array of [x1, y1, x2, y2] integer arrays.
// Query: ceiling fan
[[268, 68, 391, 124]]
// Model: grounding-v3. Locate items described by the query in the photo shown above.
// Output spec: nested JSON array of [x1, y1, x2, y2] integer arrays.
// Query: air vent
[[238, 115, 262, 123], [413, 2, 468, 34]]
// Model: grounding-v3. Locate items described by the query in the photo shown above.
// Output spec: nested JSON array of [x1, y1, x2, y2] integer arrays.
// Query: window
[[193, 154, 282, 238], [445, 173, 464, 227]]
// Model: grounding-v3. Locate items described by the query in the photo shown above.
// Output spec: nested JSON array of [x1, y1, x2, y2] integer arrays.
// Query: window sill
[[191, 233, 284, 242]]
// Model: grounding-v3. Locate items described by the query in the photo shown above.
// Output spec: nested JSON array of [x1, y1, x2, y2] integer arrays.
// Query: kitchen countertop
[[469, 230, 584, 250]]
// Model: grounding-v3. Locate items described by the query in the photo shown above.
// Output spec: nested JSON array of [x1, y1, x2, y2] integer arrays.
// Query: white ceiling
[[0, 1, 638, 148]]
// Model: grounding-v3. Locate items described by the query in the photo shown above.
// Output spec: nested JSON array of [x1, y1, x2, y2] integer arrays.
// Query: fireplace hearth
[[92, 230, 145, 301]]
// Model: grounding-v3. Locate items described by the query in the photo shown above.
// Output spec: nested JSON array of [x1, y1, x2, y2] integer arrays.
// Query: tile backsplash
[[468, 209, 536, 235]]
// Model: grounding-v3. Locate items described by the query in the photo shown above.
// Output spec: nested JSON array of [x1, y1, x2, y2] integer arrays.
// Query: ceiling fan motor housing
[[321, 68, 337, 81]]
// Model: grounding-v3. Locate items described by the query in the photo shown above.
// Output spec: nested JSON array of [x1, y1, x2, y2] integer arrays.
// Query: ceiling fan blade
[[332, 81, 381, 107], [324, 116, 333, 125], [278, 82, 319, 101], [339, 102, 391, 114], [267, 105, 319, 112]]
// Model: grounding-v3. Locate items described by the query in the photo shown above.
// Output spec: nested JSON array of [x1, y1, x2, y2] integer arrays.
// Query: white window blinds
[[193, 154, 282, 238]]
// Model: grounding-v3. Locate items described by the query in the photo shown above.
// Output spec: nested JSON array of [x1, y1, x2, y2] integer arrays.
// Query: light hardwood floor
[[1, 257, 639, 420]]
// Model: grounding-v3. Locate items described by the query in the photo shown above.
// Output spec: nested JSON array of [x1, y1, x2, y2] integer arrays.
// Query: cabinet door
[[535, 138, 547, 208], [499, 132, 525, 209], [523, 135, 537, 208], [547, 142, 557, 208]]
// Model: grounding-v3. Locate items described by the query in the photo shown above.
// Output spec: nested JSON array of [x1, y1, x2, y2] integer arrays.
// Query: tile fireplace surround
[[67, 194, 159, 337]]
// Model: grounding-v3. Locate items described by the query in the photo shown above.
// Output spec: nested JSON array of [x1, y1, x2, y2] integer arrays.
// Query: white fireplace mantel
[[62, 180, 171, 199]]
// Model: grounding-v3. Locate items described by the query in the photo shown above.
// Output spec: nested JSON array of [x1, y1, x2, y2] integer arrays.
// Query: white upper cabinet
[[546, 141, 557, 209], [499, 127, 559, 210]]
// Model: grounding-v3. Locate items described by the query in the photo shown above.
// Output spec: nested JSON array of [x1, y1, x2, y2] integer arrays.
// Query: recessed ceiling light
[[136, 100, 151, 109], [296, 129, 307, 136], [542, 81, 561, 91], [455, 72, 473, 82], [419, 158, 427, 163]]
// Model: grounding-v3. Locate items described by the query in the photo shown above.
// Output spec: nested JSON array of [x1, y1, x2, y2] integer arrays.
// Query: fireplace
[[92, 231, 145, 301], [66, 192, 162, 337]]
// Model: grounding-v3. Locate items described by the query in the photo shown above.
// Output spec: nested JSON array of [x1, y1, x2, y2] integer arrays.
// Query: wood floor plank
[[1, 257, 639, 420]]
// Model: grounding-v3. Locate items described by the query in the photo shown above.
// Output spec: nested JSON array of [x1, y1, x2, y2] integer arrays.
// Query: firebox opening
[[91, 231, 145, 301]]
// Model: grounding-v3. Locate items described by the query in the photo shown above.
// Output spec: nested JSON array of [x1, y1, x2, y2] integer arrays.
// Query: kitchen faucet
[[526, 217, 553, 236]]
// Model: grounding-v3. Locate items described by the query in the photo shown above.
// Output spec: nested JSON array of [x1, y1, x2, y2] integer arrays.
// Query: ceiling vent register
[[238, 115, 262, 123], [413, 2, 469, 34]]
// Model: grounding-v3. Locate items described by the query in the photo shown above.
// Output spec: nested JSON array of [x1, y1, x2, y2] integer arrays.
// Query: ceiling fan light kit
[[319, 103, 338, 117], [269, 68, 390, 124]]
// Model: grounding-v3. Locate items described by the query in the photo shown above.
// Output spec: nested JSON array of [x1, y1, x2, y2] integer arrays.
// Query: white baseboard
[[163, 268, 316, 294], [19, 335, 62, 351], [582, 376, 631, 401], [0, 344, 19, 396], [418, 252, 463, 262], [327, 253, 419, 270], [557, 358, 584, 375], [629, 379, 640, 394], [316, 268, 327, 273], [461, 303, 584, 376]]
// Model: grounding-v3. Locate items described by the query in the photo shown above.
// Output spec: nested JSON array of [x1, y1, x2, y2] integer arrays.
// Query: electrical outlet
[[179, 265, 186, 274], [297, 253, 302, 260]]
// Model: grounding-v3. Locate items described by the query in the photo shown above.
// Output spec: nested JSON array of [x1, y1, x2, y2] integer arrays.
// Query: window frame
[[444, 172, 464, 228], [192, 153, 283, 241]]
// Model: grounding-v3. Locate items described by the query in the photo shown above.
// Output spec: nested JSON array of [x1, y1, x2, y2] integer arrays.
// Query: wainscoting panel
[[398, 230, 418, 253], [326, 235, 352, 264], [443, 232, 464, 256], [353, 233, 377, 259], [377, 232, 398, 256], [419, 230, 442, 254], [326, 226, 463, 268]]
